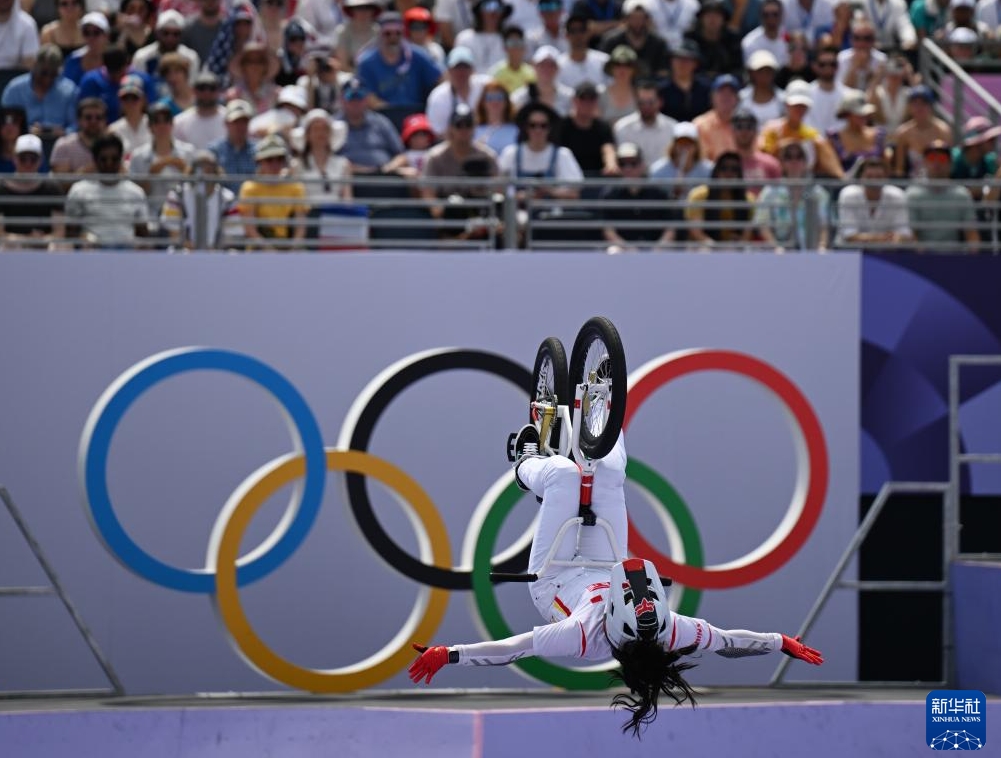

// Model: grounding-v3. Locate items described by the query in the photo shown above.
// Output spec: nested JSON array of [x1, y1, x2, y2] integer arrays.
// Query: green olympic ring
[[471, 457, 705, 690]]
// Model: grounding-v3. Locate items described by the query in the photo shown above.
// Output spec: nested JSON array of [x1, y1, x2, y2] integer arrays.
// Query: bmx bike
[[492, 316, 638, 584]]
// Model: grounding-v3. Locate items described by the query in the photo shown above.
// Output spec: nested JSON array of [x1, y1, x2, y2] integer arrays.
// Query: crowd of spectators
[[0, 0, 999, 250]]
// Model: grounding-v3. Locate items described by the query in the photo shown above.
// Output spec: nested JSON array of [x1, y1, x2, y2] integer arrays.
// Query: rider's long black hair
[[610, 640, 699, 737]]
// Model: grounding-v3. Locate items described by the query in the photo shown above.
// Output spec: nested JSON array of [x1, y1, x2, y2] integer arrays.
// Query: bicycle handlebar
[[489, 572, 540, 583]]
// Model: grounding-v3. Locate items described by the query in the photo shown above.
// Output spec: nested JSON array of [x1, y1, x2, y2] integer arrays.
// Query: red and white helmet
[[604, 558, 671, 649]]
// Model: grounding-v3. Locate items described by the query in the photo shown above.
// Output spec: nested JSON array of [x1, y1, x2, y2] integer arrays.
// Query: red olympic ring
[[624, 349, 829, 590]]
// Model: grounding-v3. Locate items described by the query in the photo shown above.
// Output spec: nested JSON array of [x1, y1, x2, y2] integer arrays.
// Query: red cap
[[401, 112, 435, 144]]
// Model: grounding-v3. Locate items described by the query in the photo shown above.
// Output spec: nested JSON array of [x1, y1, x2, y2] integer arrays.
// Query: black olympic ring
[[343, 349, 533, 590]]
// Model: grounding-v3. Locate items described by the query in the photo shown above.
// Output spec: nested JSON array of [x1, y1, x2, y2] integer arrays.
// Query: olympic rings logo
[[79, 346, 828, 693]]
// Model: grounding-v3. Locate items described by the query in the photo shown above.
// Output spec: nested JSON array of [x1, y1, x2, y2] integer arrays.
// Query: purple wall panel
[[954, 560, 1001, 695]]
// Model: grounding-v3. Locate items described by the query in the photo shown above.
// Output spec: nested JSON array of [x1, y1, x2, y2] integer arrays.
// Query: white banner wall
[[0, 252, 860, 694]]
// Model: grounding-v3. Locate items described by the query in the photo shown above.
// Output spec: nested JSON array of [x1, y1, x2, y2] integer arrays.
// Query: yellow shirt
[[238, 180, 309, 239], [758, 120, 821, 157], [684, 184, 755, 242], [490, 63, 536, 94]]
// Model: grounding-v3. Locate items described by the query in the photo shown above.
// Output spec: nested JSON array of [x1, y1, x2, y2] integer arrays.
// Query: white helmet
[[604, 558, 671, 649]]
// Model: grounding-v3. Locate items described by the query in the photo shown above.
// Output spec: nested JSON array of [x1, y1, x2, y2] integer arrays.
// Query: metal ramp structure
[[770, 354, 1001, 688], [0, 487, 124, 698]]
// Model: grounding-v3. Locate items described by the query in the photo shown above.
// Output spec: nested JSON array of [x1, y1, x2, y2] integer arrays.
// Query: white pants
[[516, 433, 628, 621]]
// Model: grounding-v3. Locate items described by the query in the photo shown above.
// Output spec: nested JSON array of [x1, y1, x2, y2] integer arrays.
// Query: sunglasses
[[761, 10, 781, 17], [781, 151, 806, 161], [619, 159, 641, 167], [815, 60, 837, 69], [505, 37, 525, 47], [195, 83, 219, 91], [96, 152, 122, 163], [733, 121, 756, 130], [82, 27, 105, 36], [452, 120, 474, 128], [15, 152, 41, 162], [716, 163, 741, 173], [408, 21, 429, 30], [483, 91, 507, 102], [637, 98, 659, 107], [80, 113, 105, 121], [120, 93, 142, 100], [526, 120, 549, 129], [343, 90, 366, 100], [58, 0, 80, 6], [853, 33, 875, 41], [150, 114, 172, 123], [924, 151, 951, 164], [159, 29, 182, 37]]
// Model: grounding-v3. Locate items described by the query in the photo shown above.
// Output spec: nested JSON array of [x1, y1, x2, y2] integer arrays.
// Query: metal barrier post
[[503, 182, 518, 250]]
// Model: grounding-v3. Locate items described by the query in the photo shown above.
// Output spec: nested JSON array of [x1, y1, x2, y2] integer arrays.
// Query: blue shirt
[[62, 47, 89, 85], [338, 111, 404, 169], [208, 136, 258, 192], [355, 43, 442, 108], [1, 73, 78, 130], [77, 68, 157, 123]]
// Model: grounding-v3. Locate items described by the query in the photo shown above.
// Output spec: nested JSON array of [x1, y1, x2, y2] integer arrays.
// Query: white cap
[[948, 26, 978, 43], [14, 134, 43, 156], [80, 11, 110, 32], [532, 44, 560, 65], [952, 0, 975, 7], [747, 49, 779, 71], [622, 0, 653, 14], [446, 45, 475, 68], [673, 121, 698, 141], [784, 79, 813, 107], [156, 9, 185, 30], [277, 84, 308, 111]]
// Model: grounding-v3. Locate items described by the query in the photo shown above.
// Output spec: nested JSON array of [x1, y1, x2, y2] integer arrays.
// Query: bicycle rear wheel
[[568, 316, 626, 460], [530, 337, 569, 453]]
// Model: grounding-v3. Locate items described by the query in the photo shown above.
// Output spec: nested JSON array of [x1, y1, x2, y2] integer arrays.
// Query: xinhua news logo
[[927, 690, 986, 750]]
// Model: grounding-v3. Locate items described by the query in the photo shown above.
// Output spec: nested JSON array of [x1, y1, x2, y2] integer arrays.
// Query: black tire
[[568, 316, 626, 460], [530, 337, 569, 452]]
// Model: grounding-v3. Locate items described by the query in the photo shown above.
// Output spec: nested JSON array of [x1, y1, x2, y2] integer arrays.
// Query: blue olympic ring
[[79, 347, 326, 593]]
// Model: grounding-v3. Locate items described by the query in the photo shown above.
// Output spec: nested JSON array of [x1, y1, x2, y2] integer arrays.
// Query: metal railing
[[920, 38, 1001, 141], [1, 173, 1000, 252]]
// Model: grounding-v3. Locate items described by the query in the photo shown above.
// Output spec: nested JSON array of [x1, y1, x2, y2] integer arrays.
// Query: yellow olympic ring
[[211, 449, 451, 692]]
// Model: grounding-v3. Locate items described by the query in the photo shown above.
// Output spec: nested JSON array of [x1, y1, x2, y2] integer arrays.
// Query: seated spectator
[[649, 120, 713, 200], [115, 0, 156, 60], [0, 134, 64, 248], [511, 44, 574, 116], [775, 32, 814, 89], [759, 80, 845, 179], [297, 0, 344, 50], [906, 140, 979, 252], [0, 0, 40, 69], [159, 151, 238, 249], [560, 80, 617, 178], [65, 132, 151, 247], [601, 142, 674, 251], [1, 45, 77, 139], [208, 98, 257, 192], [693, 73, 740, 162], [404, 7, 445, 66], [890, 85, 952, 179], [39, 0, 84, 61], [557, 14, 608, 91], [805, 46, 851, 137], [754, 138, 831, 250], [569, 0, 621, 48], [527, 0, 568, 58], [456, 0, 511, 73], [599, 45, 638, 124], [275, 19, 310, 87], [426, 46, 491, 137], [225, 43, 280, 115], [599, 0, 669, 82], [157, 53, 194, 116], [490, 25, 536, 94], [420, 102, 500, 234], [684, 151, 758, 246], [238, 134, 309, 247], [650, 0, 699, 51], [78, 46, 156, 124], [332, 0, 380, 73], [49, 96, 107, 175], [181, 0, 225, 65], [741, 0, 789, 69], [336, 78, 414, 184], [658, 39, 711, 124], [296, 49, 341, 113], [730, 107, 780, 195], [258, 0, 292, 53], [109, 74, 151, 157], [127, 101, 195, 215], [782, 0, 834, 48], [205, 1, 260, 88], [0, 105, 28, 173], [61, 10, 109, 84], [817, 0, 854, 50], [132, 10, 201, 90], [613, 80, 676, 171], [835, 155, 913, 246], [498, 100, 583, 197], [400, 112, 437, 173], [173, 71, 226, 149], [740, 49, 785, 125], [475, 80, 520, 154], [937, 0, 986, 43], [684, 0, 742, 80], [837, 17, 886, 92], [248, 84, 308, 139], [356, 11, 443, 111], [867, 0, 917, 49], [943, 25, 981, 61], [869, 56, 914, 133], [827, 90, 885, 176], [290, 107, 352, 203], [434, 0, 472, 50], [909, 0, 947, 41], [952, 116, 1000, 211]]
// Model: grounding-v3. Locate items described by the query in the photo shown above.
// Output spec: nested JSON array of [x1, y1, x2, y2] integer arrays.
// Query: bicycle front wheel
[[531, 337, 569, 452], [568, 317, 626, 460]]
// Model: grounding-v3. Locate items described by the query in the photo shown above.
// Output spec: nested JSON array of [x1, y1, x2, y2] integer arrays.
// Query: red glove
[[781, 634, 824, 665], [408, 643, 451, 684]]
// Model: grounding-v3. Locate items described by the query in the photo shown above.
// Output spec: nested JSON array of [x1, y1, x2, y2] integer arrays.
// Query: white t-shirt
[[557, 49, 610, 90], [836, 183, 911, 242], [173, 107, 227, 150], [741, 28, 791, 67], [781, 0, 834, 41], [0, 10, 39, 68], [454, 29, 506, 74], [109, 116, 152, 158], [806, 82, 856, 136], [132, 42, 200, 84], [738, 87, 786, 126], [498, 142, 584, 181], [65, 179, 150, 246], [613, 113, 677, 169], [650, 0, 700, 49], [425, 74, 492, 137]]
